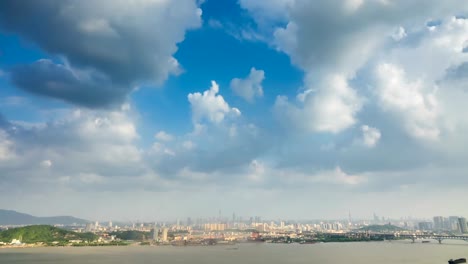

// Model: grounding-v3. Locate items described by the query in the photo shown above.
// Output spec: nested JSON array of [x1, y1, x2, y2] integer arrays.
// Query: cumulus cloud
[[242, 0, 468, 135], [275, 74, 362, 133], [155, 131, 174, 142], [361, 125, 381, 148], [188, 81, 241, 124], [40, 160, 53, 168], [0, 108, 146, 193], [230, 67, 265, 102], [10, 59, 128, 108], [239, 0, 294, 26], [0, 129, 14, 161], [0, 0, 202, 108], [375, 63, 439, 140], [310, 167, 366, 186], [392, 26, 407, 41]]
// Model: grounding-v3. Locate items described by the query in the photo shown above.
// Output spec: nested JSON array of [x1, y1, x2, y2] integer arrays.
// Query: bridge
[[395, 234, 468, 244]]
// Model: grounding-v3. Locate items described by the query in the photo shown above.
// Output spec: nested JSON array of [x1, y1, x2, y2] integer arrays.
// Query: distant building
[[153, 226, 159, 241], [204, 223, 227, 231], [161, 228, 168, 242], [418, 222, 433, 231], [85, 223, 94, 232], [458, 218, 467, 233], [449, 216, 460, 231], [433, 216, 444, 230]]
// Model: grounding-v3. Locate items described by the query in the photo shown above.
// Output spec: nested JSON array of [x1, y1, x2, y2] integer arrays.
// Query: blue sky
[[0, 0, 468, 221]]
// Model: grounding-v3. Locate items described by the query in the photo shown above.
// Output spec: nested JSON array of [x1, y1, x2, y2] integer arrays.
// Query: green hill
[[110, 230, 150, 241], [359, 224, 405, 232], [0, 225, 97, 243]]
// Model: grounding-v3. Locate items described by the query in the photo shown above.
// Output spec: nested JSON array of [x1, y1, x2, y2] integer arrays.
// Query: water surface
[[1, 241, 467, 264]]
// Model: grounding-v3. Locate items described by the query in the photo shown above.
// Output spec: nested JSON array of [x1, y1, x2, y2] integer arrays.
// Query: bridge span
[[395, 234, 468, 244]]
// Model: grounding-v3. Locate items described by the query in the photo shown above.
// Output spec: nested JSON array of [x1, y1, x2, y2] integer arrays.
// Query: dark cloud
[[10, 60, 128, 108], [445, 62, 468, 80], [0, 0, 201, 108]]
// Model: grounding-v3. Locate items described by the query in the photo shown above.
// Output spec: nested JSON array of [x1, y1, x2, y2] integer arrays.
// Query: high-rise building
[[458, 218, 467, 233], [109, 221, 113, 228], [85, 223, 94, 232], [433, 216, 444, 230], [373, 213, 380, 223], [418, 222, 433, 231], [449, 216, 460, 231], [153, 226, 159, 241], [162, 228, 168, 242]]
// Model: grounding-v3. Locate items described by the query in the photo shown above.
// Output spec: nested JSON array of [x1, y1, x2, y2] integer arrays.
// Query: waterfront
[[1, 241, 467, 264]]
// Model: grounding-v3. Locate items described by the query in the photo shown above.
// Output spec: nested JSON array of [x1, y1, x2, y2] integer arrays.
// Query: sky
[[0, 0, 468, 222]]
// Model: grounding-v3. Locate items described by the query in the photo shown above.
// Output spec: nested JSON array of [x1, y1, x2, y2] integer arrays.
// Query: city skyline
[[1, 1, 468, 220]]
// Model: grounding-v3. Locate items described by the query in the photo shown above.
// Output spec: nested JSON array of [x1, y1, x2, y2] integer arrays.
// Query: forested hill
[[0, 225, 96, 243], [359, 224, 405, 232]]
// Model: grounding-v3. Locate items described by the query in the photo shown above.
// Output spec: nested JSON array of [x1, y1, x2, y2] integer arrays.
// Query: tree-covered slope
[[0, 225, 96, 243], [359, 224, 405, 232]]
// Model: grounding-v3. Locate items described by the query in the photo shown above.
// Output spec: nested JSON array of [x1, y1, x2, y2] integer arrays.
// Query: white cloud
[[182, 140, 195, 150], [0, 96, 28, 106], [207, 19, 223, 29], [247, 159, 265, 183], [265, 165, 367, 187], [275, 74, 362, 133], [40, 159, 53, 168], [188, 81, 241, 124], [239, 0, 294, 25], [151, 142, 176, 156], [311, 167, 366, 186], [155, 131, 174, 142], [361, 125, 381, 148], [244, 0, 468, 138], [375, 63, 439, 140], [391, 26, 407, 41], [0, 130, 14, 161], [230, 67, 265, 102]]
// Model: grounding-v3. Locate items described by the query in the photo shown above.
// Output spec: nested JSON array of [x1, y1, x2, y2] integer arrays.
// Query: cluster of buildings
[[153, 227, 168, 242], [417, 216, 468, 233]]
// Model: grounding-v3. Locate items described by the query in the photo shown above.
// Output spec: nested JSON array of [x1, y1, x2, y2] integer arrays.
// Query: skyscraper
[[433, 216, 444, 230], [162, 228, 168, 242], [449, 216, 460, 231], [458, 217, 467, 233], [153, 226, 159, 241]]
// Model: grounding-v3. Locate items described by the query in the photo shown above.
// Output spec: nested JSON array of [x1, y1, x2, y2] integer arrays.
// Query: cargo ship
[[448, 258, 466, 264]]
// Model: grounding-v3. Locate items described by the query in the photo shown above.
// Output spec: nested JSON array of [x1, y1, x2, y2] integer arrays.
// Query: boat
[[448, 258, 467, 264], [422, 240, 430, 243], [299, 241, 317, 244], [226, 247, 239, 250]]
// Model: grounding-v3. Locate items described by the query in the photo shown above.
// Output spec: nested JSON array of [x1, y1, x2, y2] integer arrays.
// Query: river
[[1, 240, 467, 264]]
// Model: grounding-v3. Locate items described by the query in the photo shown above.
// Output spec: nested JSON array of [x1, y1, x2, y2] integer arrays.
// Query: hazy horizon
[[1, 1, 468, 221]]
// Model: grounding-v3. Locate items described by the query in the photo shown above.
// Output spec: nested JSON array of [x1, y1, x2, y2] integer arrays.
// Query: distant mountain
[[0, 209, 89, 226]]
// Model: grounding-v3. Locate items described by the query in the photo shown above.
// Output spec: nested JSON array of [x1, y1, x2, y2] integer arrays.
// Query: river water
[[1, 240, 467, 264]]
